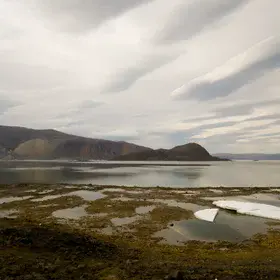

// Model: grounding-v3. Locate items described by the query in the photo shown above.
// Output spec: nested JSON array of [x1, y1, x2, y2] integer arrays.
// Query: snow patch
[[194, 209, 219, 222], [213, 200, 280, 221]]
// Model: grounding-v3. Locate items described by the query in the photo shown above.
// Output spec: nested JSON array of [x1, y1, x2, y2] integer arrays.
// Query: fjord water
[[0, 160, 280, 188]]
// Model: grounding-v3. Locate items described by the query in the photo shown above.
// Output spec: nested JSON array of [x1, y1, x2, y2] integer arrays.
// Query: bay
[[0, 160, 280, 188]]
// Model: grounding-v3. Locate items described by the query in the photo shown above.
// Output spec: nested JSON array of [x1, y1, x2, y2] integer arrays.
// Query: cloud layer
[[0, 0, 280, 153]]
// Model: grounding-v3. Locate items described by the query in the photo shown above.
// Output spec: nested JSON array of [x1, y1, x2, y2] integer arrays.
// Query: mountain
[[215, 153, 280, 161], [0, 125, 150, 160], [0, 145, 8, 158], [113, 143, 224, 161]]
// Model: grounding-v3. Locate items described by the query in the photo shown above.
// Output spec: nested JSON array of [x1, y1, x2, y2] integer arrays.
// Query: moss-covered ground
[[1, 184, 280, 279]]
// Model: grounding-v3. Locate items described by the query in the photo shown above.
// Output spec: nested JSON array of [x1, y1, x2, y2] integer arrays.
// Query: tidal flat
[[1, 184, 280, 279]]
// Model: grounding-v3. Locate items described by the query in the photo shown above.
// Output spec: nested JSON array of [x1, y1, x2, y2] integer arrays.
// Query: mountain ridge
[[112, 142, 225, 161], [0, 125, 150, 160]]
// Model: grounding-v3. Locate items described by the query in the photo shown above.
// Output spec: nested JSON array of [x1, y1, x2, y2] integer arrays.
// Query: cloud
[[155, 0, 249, 43], [0, 97, 21, 115], [213, 98, 280, 118], [172, 37, 280, 100], [54, 100, 104, 125], [0, 61, 73, 91], [26, 0, 153, 33], [214, 104, 254, 117], [0, 0, 280, 153], [78, 100, 104, 110], [104, 53, 180, 93]]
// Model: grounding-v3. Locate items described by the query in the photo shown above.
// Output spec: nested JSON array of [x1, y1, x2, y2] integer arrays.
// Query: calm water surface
[[0, 160, 280, 188]]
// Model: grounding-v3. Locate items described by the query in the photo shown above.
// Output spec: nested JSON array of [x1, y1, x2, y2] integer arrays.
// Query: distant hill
[[113, 143, 225, 161], [0, 125, 150, 160], [215, 153, 280, 161]]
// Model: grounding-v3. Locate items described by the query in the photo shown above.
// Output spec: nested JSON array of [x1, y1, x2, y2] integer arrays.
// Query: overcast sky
[[0, 0, 279, 153]]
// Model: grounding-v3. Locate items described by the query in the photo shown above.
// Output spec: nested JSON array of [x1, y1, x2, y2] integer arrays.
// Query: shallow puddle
[[209, 189, 224, 194], [111, 215, 141, 226], [135, 205, 156, 214], [38, 204, 59, 208], [112, 196, 134, 202], [102, 188, 144, 195], [32, 194, 64, 202], [0, 209, 18, 218], [171, 190, 188, 194], [0, 196, 33, 204], [92, 213, 108, 218], [68, 190, 106, 201], [38, 190, 54, 195], [153, 210, 279, 244], [102, 188, 126, 193], [187, 190, 201, 195], [52, 205, 88, 220], [32, 190, 106, 202], [269, 189, 280, 193], [98, 226, 114, 235]]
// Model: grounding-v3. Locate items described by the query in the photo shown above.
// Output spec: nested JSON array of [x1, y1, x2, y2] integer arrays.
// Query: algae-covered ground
[[1, 184, 280, 279]]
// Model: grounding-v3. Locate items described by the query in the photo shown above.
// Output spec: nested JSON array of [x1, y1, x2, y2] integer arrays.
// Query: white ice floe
[[194, 209, 219, 222], [213, 200, 280, 221]]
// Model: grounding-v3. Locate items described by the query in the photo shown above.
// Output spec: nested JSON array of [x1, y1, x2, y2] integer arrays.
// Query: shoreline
[[1, 184, 280, 279]]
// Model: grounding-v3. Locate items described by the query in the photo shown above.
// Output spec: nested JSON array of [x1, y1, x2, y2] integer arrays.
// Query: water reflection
[[0, 160, 280, 187], [153, 210, 277, 244], [53, 205, 88, 220], [0, 195, 33, 204]]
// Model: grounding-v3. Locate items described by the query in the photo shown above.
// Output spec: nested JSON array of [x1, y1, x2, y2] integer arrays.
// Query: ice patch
[[194, 209, 219, 222], [213, 200, 280, 221]]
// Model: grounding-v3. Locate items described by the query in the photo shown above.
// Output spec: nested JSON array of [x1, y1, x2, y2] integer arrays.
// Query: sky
[[0, 0, 279, 153]]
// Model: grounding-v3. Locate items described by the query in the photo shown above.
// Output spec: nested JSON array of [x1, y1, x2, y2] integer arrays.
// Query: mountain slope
[[0, 125, 150, 160], [113, 143, 223, 161]]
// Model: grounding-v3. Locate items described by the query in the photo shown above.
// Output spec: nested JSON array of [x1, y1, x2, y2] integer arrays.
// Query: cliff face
[[13, 139, 54, 159], [113, 143, 223, 161], [0, 145, 8, 158], [52, 139, 149, 160], [0, 126, 149, 160]]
